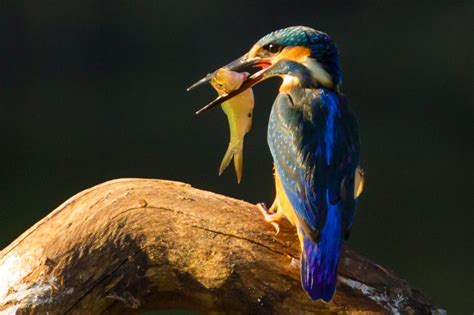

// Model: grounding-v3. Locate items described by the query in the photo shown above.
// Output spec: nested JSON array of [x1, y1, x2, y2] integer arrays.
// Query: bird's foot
[[257, 202, 280, 235], [290, 257, 300, 269]]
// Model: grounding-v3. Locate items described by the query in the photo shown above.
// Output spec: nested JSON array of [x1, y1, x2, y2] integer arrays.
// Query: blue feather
[[256, 26, 342, 85], [268, 88, 359, 300], [301, 190, 342, 302], [250, 26, 360, 301]]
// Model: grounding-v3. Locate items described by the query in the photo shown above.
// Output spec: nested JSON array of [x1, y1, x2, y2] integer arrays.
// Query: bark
[[0, 179, 443, 314]]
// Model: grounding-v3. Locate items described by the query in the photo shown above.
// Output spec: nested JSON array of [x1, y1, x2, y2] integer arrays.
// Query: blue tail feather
[[301, 236, 340, 302], [300, 191, 342, 302]]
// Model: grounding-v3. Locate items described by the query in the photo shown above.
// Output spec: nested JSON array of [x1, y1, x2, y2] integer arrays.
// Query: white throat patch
[[303, 58, 333, 88]]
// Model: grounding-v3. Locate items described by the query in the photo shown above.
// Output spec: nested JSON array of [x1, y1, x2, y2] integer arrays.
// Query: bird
[[188, 26, 364, 302]]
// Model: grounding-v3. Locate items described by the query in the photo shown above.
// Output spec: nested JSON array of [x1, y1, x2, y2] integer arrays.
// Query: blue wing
[[268, 89, 360, 241]]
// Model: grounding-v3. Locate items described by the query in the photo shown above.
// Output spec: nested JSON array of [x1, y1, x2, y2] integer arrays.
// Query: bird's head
[[188, 26, 342, 114]]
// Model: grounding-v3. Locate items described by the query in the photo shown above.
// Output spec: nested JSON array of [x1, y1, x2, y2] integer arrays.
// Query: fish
[[210, 68, 255, 183]]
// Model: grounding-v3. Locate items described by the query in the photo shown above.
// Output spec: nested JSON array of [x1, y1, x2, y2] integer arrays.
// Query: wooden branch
[[0, 179, 442, 314]]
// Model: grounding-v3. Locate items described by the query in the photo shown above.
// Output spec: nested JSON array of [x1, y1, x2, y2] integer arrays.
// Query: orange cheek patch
[[279, 76, 300, 93], [274, 167, 299, 226], [276, 46, 311, 63], [279, 83, 293, 94]]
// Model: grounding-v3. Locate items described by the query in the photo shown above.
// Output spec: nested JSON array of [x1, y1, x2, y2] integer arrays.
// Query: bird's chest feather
[[267, 93, 303, 188], [267, 91, 325, 180], [267, 90, 345, 214], [266, 94, 301, 220]]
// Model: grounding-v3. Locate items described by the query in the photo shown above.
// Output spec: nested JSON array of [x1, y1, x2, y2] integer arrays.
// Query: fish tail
[[218, 144, 234, 176], [233, 148, 243, 184]]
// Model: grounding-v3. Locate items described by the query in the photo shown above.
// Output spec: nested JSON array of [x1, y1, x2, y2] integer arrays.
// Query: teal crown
[[257, 26, 342, 86]]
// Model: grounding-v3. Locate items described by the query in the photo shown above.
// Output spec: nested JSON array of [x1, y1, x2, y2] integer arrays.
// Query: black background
[[1, 1, 472, 312]]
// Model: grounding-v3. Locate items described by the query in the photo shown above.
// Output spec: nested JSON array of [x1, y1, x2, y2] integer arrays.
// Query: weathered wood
[[0, 179, 442, 314]]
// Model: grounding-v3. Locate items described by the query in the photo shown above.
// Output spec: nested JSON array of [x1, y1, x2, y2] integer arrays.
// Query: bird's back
[[267, 87, 360, 301]]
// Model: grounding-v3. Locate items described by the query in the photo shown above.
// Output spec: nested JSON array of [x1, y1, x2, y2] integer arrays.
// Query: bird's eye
[[263, 43, 283, 54]]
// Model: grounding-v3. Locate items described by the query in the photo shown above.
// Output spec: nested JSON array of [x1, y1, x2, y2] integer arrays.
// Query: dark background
[[1, 0, 472, 313]]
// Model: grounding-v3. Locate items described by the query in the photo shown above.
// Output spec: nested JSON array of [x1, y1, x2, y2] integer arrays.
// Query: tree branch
[[0, 179, 443, 314]]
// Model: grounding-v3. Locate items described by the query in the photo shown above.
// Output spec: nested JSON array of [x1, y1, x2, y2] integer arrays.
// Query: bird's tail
[[300, 196, 342, 302], [301, 236, 340, 302]]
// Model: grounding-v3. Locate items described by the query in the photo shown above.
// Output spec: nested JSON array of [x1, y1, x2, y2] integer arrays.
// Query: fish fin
[[233, 149, 243, 184], [218, 145, 234, 176]]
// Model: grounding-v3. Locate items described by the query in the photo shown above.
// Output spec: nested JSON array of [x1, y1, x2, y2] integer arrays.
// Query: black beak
[[187, 54, 272, 114], [194, 69, 267, 114], [186, 53, 260, 91]]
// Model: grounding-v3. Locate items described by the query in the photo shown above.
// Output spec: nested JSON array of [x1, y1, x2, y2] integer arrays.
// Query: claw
[[257, 202, 281, 235], [257, 202, 268, 212], [270, 222, 280, 235]]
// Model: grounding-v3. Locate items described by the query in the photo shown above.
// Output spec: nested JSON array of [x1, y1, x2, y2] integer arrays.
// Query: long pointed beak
[[195, 65, 271, 114], [186, 53, 261, 91], [187, 53, 274, 114]]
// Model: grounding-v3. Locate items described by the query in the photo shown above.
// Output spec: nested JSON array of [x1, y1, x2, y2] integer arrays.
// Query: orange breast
[[274, 167, 299, 227]]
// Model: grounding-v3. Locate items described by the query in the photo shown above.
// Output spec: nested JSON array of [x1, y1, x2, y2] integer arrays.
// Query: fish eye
[[263, 43, 284, 54], [213, 81, 224, 88]]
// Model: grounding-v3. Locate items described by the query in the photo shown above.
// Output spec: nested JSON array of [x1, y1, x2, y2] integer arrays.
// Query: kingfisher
[[188, 26, 364, 302]]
